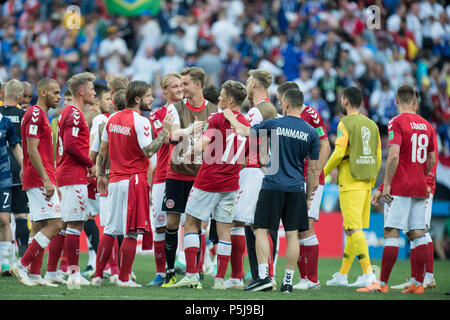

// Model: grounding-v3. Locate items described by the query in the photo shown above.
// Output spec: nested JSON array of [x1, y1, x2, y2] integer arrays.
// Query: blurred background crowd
[[0, 0, 449, 256]]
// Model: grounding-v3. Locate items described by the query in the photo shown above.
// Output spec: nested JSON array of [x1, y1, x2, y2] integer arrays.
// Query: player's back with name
[[388, 112, 435, 198]]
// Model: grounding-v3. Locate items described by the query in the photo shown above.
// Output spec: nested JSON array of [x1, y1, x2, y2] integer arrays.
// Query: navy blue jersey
[[0, 106, 25, 185], [250, 115, 320, 192], [0, 113, 21, 189]]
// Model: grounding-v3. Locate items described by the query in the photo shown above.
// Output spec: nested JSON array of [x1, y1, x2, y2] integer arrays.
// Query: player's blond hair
[[248, 69, 273, 90], [161, 73, 181, 89], [107, 74, 129, 93], [67, 72, 95, 97], [4, 79, 24, 100]]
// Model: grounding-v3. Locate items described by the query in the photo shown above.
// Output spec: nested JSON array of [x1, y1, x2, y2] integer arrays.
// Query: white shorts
[[60, 184, 89, 223], [305, 184, 324, 221], [233, 167, 264, 225], [26, 187, 62, 222], [424, 193, 433, 228], [87, 193, 100, 216], [384, 196, 427, 232], [99, 194, 109, 227], [104, 179, 129, 236], [151, 182, 166, 229], [185, 187, 237, 224]]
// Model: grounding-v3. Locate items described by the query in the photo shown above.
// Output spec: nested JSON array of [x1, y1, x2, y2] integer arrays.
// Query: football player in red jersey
[[54, 72, 97, 289], [359, 84, 436, 294], [93, 81, 173, 287], [147, 73, 183, 286], [11, 78, 65, 287], [172, 80, 250, 289]]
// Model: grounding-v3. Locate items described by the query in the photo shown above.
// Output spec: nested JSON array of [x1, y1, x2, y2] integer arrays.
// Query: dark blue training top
[[251, 115, 320, 192], [0, 113, 20, 190]]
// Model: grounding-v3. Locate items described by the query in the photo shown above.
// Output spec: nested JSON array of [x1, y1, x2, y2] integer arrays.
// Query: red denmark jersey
[[56, 106, 93, 187], [149, 106, 170, 184], [426, 126, 438, 194], [301, 105, 328, 185], [21, 105, 56, 190], [194, 111, 250, 192], [102, 109, 152, 183], [388, 113, 435, 198]]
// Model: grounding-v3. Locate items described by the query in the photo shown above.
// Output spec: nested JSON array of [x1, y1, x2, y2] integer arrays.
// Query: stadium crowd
[[0, 0, 449, 292]]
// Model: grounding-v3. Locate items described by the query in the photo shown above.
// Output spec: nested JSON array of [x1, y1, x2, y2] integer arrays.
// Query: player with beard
[[146, 73, 183, 286], [53, 72, 97, 289], [11, 78, 65, 286], [161, 67, 217, 288], [93, 81, 174, 287]]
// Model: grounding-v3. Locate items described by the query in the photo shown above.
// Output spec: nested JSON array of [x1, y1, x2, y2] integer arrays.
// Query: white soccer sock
[[0, 241, 10, 265], [34, 232, 51, 249], [258, 263, 268, 279], [283, 269, 294, 285]]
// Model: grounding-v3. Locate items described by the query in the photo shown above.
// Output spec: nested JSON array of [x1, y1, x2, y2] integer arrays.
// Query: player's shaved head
[[37, 78, 58, 91]]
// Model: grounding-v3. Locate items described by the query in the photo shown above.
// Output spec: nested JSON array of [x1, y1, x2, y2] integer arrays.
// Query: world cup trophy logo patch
[[361, 126, 371, 155]]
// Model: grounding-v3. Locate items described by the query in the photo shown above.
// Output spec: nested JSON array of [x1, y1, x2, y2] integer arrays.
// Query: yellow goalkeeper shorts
[[339, 189, 371, 230]]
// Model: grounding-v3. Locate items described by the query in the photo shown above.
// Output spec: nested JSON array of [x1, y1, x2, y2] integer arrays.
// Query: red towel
[[87, 177, 97, 200], [126, 173, 153, 250]]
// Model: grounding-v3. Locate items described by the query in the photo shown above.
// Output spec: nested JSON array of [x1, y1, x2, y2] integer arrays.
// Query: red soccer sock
[[196, 232, 206, 274], [410, 246, 416, 279], [110, 238, 119, 275], [65, 231, 80, 272], [380, 241, 399, 285], [414, 244, 428, 283], [230, 234, 246, 279], [216, 241, 232, 279], [21, 239, 45, 268], [268, 234, 274, 278], [153, 231, 166, 275], [297, 243, 306, 279], [46, 233, 65, 272], [426, 239, 434, 274], [94, 234, 115, 278], [29, 248, 45, 275], [118, 237, 137, 282], [305, 244, 319, 283], [185, 247, 199, 275]]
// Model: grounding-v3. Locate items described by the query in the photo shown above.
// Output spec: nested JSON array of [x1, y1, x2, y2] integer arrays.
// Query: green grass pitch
[[1, 253, 449, 301]]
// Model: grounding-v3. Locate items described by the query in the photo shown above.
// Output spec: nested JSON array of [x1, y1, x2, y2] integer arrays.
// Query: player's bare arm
[[318, 138, 331, 173], [382, 144, 400, 204], [96, 140, 109, 194], [426, 150, 436, 176], [306, 158, 320, 208], [223, 109, 250, 137], [142, 128, 171, 158], [27, 138, 55, 198]]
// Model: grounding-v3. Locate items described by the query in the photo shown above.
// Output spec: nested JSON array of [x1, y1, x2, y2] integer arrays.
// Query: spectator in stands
[[98, 26, 128, 75]]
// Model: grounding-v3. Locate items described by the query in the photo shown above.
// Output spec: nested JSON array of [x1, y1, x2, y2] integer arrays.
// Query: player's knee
[[155, 226, 166, 234], [0, 213, 10, 228]]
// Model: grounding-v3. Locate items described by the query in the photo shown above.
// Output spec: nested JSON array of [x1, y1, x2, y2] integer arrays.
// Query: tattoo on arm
[[97, 153, 107, 176], [143, 129, 169, 158], [384, 154, 398, 185]]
